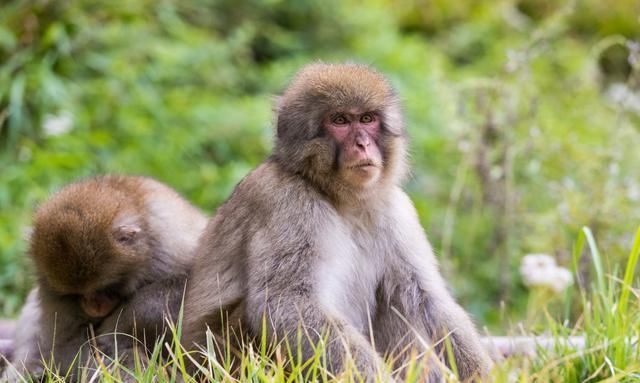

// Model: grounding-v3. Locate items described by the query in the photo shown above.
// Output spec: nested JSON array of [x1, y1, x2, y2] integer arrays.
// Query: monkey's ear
[[113, 224, 141, 244]]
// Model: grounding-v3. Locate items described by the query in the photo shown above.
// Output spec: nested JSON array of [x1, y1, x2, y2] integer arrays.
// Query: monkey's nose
[[355, 133, 371, 149]]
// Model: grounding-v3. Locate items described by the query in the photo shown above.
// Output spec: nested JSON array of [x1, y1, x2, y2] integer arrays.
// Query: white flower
[[549, 268, 573, 293], [42, 112, 73, 137], [520, 253, 573, 293]]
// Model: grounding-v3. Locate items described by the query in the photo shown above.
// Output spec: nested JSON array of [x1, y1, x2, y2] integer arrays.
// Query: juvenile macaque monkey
[[5, 175, 207, 380], [182, 63, 492, 381]]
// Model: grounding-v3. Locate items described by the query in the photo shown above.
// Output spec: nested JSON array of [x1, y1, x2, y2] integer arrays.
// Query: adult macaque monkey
[[5, 176, 207, 380], [182, 63, 492, 381]]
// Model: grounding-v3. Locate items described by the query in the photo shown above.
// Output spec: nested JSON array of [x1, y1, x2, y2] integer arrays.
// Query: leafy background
[[1, 0, 639, 331]]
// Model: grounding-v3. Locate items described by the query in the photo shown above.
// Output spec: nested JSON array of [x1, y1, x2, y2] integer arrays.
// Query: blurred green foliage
[[0, 0, 638, 328]]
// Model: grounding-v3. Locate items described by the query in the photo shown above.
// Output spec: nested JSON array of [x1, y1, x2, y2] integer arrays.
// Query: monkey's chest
[[316, 231, 385, 333]]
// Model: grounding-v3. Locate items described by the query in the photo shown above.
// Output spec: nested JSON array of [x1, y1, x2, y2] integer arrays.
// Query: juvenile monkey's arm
[[3, 290, 43, 380], [35, 290, 95, 376], [95, 277, 186, 353]]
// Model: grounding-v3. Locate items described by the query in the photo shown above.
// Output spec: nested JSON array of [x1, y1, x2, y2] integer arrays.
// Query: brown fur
[[183, 62, 491, 382], [5, 175, 208, 381], [31, 176, 150, 296]]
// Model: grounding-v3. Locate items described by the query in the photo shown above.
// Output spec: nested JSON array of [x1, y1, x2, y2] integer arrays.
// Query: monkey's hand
[[332, 324, 397, 383], [95, 277, 185, 353], [93, 310, 137, 357], [93, 328, 152, 376], [93, 330, 120, 358]]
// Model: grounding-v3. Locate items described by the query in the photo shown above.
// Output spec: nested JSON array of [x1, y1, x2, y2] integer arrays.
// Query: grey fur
[[182, 63, 492, 381]]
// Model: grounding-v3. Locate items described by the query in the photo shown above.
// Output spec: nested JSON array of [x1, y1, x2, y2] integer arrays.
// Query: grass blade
[[618, 226, 640, 317], [582, 227, 606, 295]]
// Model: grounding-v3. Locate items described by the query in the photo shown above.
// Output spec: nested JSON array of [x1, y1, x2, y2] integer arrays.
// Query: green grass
[[3, 227, 639, 382]]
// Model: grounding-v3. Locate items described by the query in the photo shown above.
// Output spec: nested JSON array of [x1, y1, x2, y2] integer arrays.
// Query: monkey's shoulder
[[227, 161, 327, 213]]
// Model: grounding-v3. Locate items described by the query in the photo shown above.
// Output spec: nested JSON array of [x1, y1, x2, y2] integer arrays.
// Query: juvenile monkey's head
[[30, 177, 151, 318], [274, 63, 407, 203]]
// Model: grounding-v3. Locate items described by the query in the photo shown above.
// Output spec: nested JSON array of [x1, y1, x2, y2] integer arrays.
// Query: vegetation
[[1, 0, 639, 380], [3, 227, 639, 382]]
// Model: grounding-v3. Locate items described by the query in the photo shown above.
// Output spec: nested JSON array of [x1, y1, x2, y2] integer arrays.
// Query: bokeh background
[[1, 0, 638, 331]]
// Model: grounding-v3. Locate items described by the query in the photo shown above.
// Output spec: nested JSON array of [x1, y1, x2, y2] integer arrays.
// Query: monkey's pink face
[[325, 110, 383, 187]]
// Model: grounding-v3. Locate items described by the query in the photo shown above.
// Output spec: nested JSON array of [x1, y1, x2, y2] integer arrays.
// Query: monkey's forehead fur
[[32, 176, 145, 238], [30, 176, 147, 291], [279, 63, 400, 116]]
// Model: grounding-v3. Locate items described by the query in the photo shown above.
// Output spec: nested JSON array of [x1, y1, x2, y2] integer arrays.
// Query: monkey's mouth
[[349, 160, 377, 170]]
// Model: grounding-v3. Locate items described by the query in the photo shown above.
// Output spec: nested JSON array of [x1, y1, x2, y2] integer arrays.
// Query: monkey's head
[[30, 178, 151, 319], [274, 62, 407, 203]]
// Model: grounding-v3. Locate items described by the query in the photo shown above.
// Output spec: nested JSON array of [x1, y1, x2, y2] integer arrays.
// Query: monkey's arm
[[375, 191, 491, 381], [33, 289, 96, 377], [94, 276, 187, 354], [3, 290, 41, 380]]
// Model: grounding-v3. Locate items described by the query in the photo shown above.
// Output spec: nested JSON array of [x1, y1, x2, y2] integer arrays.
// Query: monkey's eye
[[360, 113, 374, 123], [332, 115, 348, 125]]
